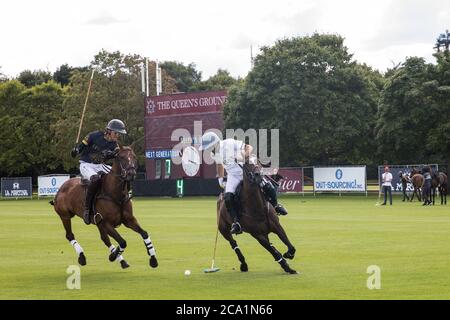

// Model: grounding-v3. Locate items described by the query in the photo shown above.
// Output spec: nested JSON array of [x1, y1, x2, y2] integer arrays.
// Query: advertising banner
[[1, 177, 32, 198], [38, 175, 70, 197], [314, 167, 366, 192]]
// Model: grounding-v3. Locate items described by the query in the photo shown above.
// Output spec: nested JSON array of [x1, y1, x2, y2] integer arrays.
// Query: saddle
[[228, 180, 271, 217]]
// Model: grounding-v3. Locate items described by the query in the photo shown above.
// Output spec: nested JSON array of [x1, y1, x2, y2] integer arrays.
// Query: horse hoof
[[109, 251, 118, 262], [149, 256, 158, 268], [120, 260, 130, 269], [240, 263, 248, 272], [287, 269, 298, 275], [78, 253, 87, 266], [283, 252, 295, 260]]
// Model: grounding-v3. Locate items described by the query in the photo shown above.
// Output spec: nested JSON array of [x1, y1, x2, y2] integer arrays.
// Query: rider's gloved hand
[[218, 177, 226, 189], [71, 145, 79, 158], [101, 149, 116, 160], [248, 155, 258, 165]]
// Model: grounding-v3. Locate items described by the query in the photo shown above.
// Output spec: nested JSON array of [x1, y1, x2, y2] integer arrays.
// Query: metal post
[[140, 62, 145, 95], [156, 60, 162, 96], [145, 58, 149, 97], [302, 167, 305, 197]]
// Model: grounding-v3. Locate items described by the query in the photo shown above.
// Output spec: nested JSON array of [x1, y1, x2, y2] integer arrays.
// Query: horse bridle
[[241, 163, 262, 185], [106, 151, 137, 181]]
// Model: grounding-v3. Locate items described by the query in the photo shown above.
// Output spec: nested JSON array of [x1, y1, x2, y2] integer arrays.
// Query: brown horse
[[437, 172, 448, 205], [409, 168, 424, 202], [50, 146, 158, 269], [217, 162, 297, 274]]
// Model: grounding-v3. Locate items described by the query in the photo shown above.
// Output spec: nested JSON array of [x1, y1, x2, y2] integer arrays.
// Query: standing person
[[398, 171, 410, 202], [71, 119, 127, 224], [381, 166, 393, 205], [422, 166, 432, 206]]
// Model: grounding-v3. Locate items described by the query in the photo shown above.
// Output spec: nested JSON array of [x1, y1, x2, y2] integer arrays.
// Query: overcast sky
[[1, 0, 449, 79]]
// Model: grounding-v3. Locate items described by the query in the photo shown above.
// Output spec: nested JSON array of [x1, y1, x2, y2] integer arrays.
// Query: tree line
[[0, 33, 449, 179]]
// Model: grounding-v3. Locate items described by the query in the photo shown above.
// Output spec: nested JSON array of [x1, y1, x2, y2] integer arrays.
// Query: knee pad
[[224, 192, 234, 204], [90, 174, 102, 183]]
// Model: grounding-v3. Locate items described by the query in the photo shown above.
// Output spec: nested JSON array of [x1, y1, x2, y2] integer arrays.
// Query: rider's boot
[[262, 182, 288, 216], [83, 174, 102, 225], [224, 192, 242, 234]]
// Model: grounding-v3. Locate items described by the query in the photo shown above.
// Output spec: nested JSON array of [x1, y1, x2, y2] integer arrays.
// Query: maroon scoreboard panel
[[144, 90, 227, 180]]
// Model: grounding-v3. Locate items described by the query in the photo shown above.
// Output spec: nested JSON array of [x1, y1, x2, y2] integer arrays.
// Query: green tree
[[192, 69, 241, 91], [0, 80, 64, 176], [225, 34, 382, 166], [426, 51, 450, 164], [0, 80, 28, 175], [159, 61, 202, 92], [53, 64, 89, 86], [17, 69, 52, 87], [375, 57, 439, 163], [0, 66, 7, 82]]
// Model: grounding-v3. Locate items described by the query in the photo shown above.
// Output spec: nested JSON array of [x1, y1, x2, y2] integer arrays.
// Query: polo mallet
[[375, 187, 382, 206], [75, 69, 95, 143], [204, 217, 220, 273]]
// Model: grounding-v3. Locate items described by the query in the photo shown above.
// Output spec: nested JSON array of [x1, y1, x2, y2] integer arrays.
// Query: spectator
[[381, 166, 393, 205]]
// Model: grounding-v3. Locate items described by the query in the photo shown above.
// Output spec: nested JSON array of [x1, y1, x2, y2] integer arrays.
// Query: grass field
[[0, 194, 449, 300]]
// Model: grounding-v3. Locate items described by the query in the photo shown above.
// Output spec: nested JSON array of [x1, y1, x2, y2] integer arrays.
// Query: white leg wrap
[[70, 240, 84, 255], [109, 245, 124, 262], [144, 237, 156, 256]]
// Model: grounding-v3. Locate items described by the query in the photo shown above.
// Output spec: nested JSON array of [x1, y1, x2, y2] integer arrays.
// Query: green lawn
[[0, 194, 449, 300]]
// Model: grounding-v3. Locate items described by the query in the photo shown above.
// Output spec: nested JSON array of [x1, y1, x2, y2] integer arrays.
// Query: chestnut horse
[[217, 162, 297, 274], [409, 168, 424, 202], [50, 146, 158, 269]]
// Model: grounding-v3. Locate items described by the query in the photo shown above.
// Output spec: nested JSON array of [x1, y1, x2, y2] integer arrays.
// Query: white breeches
[[79, 161, 111, 180], [225, 171, 243, 194]]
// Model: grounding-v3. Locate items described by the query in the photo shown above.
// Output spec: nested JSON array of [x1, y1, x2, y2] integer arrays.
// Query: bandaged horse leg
[[123, 216, 158, 268], [108, 245, 129, 268], [103, 223, 127, 262], [98, 225, 129, 268], [60, 216, 86, 266], [262, 181, 288, 215], [253, 233, 297, 274], [224, 192, 242, 234]]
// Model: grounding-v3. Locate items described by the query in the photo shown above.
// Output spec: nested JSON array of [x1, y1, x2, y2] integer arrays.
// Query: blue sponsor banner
[[378, 164, 439, 193], [145, 149, 180, 159], [1, 177, 32, 198]]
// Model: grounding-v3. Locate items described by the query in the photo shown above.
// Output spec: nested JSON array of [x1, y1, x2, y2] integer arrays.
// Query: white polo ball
[[184, 270, 191, 276]]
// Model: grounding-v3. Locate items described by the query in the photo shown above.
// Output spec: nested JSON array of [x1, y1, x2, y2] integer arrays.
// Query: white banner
[[38, 175, 70, 196], [314, 167, 366, 192]]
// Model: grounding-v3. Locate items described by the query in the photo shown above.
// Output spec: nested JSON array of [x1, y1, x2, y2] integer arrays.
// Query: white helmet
[[199, 132, 220, 151]]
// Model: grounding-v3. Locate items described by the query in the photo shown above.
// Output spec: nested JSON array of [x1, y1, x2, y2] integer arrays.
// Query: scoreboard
[[144, 90, 227, 180]]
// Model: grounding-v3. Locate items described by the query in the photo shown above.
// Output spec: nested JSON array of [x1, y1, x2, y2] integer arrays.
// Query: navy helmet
[[106, 119, 127, 134]]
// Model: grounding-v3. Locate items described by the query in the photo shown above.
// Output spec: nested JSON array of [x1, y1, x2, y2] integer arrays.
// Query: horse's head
[[242, 162, 262, 186], [114, 146, 138, 181], [410, 168, 419, 178]]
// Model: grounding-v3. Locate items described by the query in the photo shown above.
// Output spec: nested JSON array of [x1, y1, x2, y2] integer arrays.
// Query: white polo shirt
[[213, 139, 245, 175], [382, 172, 393, 187]]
